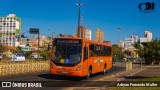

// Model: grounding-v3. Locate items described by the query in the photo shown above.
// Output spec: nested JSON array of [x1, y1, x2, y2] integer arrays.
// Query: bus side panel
[[90, 57, 99, 74], [106, 56, 112, 70], [99, 57, 105, 72], [82, 57, 99, 76], [82, 60, 88, 76]]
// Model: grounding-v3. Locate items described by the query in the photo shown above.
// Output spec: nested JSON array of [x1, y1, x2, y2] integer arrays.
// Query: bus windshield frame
[[52, 38, 82, 66]]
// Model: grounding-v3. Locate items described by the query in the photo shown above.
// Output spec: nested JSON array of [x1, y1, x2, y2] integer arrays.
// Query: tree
[[0, 44, 6, 53], [15, 46, 23, 53], [134, 42, 144, 58], [112, 44, 124, 61], [123, 50, 130, 57], [143, 39, 160, 64], [25, 51, 33, 58], [40, 45, 50, 60], [134, 39, 160, 64]]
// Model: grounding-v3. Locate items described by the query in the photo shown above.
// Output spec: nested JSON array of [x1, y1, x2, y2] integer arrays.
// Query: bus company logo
[[2, 82, 11, 87], [139, 2, 155, 13], [94, 60, 104, 63], [94, 60, 98, 63]]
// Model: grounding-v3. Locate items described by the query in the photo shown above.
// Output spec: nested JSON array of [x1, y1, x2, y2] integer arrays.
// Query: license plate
[[62, 70, 67, 74]]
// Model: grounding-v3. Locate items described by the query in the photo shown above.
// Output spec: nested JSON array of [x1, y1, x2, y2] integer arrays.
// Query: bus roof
[[83, 38, 112, 47], [55, 36, 112, 47]]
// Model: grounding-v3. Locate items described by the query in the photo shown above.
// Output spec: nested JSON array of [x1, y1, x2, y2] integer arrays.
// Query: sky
[[0, 0, 160, 44]]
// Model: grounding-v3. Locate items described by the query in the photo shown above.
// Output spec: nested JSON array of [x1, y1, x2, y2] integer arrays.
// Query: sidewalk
[[99, 67, 146, 81], [67, 66, 160, 90], [65, 64, 147, 90]]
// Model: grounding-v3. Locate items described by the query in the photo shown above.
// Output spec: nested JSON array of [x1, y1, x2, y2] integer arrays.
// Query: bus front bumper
[[50, 68, 83, 77]]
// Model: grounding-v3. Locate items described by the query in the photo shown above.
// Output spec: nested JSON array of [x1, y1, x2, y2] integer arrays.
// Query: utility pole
[[117, 28, 121, 61], [37, 32, 39, 60], [76, 2, 84, 37], [52, 32, 54, 40]]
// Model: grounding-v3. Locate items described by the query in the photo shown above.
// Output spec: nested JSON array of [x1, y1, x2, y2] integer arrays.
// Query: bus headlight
[[50, 64, 54, 69], [76, 65, 82, 71]]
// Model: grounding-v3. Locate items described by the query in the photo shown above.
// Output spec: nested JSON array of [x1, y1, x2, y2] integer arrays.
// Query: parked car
[[11, 53, 25, 61], [0, 53, 2, 61]]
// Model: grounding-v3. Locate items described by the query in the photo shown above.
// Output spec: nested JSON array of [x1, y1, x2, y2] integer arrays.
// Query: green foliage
[[0, 44, 6, 53], [144, 39, 160, 64], [112, 44, 124, 60], [138, 74, 160, 81], [25, 51, 33, 58], [134, 39, 160, 64], [15, 46, 23, 53], [40, 45, 49, 60], [134, 42, 144, 57], [123, 50, 130, 55], [40, 51, 48, 59]]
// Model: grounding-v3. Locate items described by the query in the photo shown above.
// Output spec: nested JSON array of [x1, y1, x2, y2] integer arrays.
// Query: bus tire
[[103, 64, 107, 75], [86, 67, 92, 79]]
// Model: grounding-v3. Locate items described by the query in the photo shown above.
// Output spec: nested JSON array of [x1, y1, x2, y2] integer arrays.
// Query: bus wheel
[[86, 68, 92, 79], [103, 64, 107, 75]]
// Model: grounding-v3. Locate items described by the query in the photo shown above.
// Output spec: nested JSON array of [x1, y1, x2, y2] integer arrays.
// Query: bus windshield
[[52, 39, 82, 66]]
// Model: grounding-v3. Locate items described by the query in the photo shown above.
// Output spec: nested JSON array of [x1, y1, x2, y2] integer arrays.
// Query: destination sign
[[54, 39, 82, 44]]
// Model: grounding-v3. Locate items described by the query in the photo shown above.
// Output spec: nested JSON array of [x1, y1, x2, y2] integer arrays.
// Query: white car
[[0, 54, 2, 60], [11, 53, 25, 61]]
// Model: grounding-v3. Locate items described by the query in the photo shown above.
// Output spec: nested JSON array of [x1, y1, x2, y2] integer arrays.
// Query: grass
[[142, 65, 160, 68], [112, 87, 160, 90], [111, 74, 160, 90], [138, 75, 160, 81]]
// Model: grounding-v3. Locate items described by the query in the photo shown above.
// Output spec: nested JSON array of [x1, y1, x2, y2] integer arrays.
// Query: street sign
[[29, 28, 39, 34], [29, 28, 40, 60]]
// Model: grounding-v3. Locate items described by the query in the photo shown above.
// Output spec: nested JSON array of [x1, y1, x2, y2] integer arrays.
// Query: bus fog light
[[76, 65, 82, 71]]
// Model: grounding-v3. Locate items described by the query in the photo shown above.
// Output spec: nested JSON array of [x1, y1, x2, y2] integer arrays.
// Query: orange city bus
[[50, 36, 112, 78]]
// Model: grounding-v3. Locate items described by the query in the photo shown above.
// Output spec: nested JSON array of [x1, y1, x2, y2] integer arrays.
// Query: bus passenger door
[[82, 45, 89, 76], [84, 47, 88, 61]]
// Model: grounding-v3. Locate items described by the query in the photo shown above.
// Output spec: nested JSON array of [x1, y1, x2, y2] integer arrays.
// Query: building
[[4, 46, 16, 57], [85, 29, 91, 40], [19, 45, 29, 52], [0, 14, 21, 46], [118, 40, 125, 48], [76, 26, 86, 38], [29, 37, 38, 50], [95, 28, 104, 42], [139, 37, 148, 44], [144, 31, 152, 42], [76, 26, 92, 40], [139, 31, 152, 44], [40, 36, 51, 47], [131, 35, 138, 43], [124, 34, 139, 48], [125, 38, 132, 48], [20, 36, 28, 45], [29, 35, 51, 50]]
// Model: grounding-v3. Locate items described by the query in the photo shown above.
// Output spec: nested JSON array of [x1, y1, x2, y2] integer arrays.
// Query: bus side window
[[84, 47, 88, 60], [89, 44, 94, 57]]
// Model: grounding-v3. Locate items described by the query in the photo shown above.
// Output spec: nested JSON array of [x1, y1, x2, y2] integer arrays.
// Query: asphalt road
[[0, 63, 139, 90]]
